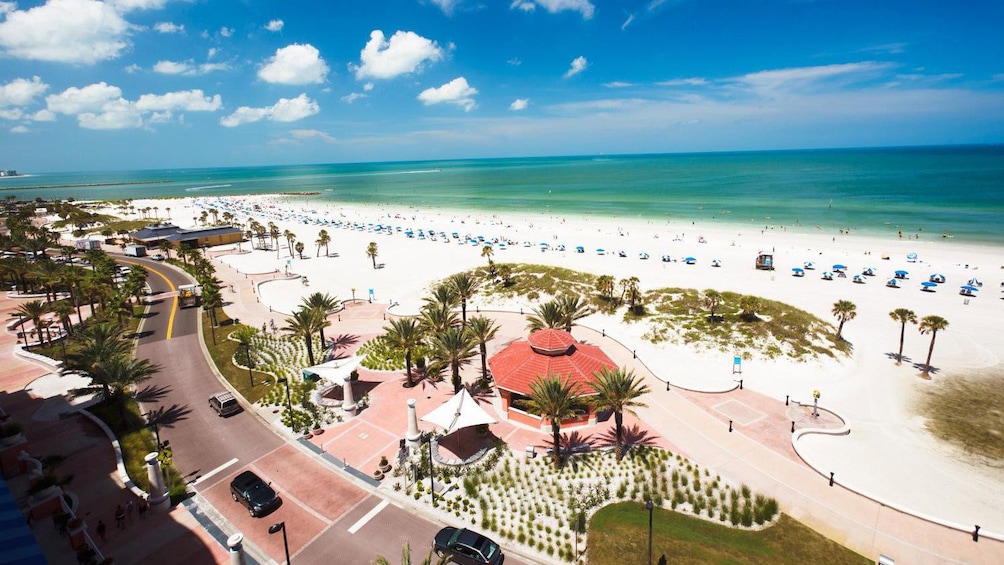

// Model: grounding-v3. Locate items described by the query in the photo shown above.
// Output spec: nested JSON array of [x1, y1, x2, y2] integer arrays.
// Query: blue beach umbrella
[[929, 274, 946, 283], [921, 281, 938, 290], [684, 257, 696, 264], [894, 270, 909, 278], [907, 252, 918, 262], [575, 246, 584, 253], [596, 248, 605, 255], [803, 261, 815, 269], [792, 267, 804, 273], [887, 278, 900, 287], [832, 264, 847, 271], [961, 285, 979, 292]]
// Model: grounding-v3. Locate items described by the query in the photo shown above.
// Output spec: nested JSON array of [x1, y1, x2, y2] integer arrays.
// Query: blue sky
[[1, 0, 1003, 172]]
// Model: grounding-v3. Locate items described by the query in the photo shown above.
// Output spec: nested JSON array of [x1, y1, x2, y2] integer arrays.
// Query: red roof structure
[[489, 329, 617, 396]]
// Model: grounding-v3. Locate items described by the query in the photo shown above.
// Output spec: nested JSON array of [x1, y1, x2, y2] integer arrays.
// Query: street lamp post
[[268, 521, 290, 565], [277, 378, 295, 432], [645, 498, 654, 565], [423, 433, 435, 506]]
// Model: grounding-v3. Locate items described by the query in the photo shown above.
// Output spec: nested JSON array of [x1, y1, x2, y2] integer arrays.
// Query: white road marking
[[193, 457, 239, 486], [347, 499, 389, 534]]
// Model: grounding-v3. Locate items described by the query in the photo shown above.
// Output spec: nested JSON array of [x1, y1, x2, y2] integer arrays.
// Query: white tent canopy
[[421, 389, 497, 434], [302, 356, 362, 386]]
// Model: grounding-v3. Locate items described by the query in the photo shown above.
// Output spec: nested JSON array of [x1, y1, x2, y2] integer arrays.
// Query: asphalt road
[[129, 258, 529, 565]]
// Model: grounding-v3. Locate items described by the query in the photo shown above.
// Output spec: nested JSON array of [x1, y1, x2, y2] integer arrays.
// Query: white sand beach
[[121, 194, 1004, 535]]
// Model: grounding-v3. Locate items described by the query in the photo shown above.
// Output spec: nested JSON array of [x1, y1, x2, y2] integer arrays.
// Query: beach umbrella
[[961, 285, 979, 292], [832, 264, 847, 271], [661, 255, 671, 262], [822, 271, 833, 280], [921, 281, 938, 289], [968, 278, 982, 287], [929, 274, 946, 283], [853, 275, 865, 283], [792, 267, 804, 274], [596, 248, 605, 254], [540, 242, 548, 247], [907, 252, 918, 262], [863, 267, 875, 276], [711, 259, 721, 267], [894, 270, 908, 278], [887, 278, 899, 287], [576, 246, 584, 253], [804, 261, 815, 269], [684, 257, 696, 264]]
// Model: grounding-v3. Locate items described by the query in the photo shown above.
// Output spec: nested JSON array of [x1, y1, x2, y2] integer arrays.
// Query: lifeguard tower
[[755, 252, 774, 270]]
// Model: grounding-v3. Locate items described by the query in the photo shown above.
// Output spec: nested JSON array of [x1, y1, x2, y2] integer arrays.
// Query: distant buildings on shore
[[0, 170, 20, 177]]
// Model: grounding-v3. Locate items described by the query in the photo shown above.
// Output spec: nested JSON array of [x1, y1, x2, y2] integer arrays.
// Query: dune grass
[[200, 310, 273, 405], [587, 502, 870, 565], [920, 372, 1004, 461]]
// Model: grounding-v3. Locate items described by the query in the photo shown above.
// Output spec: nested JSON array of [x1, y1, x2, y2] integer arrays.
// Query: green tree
[[424, 284, 459, 311], [481, 244, 495, 274], [595, 275, 615, 299], [295, 241, 305, 259], [283, 229, 296, 256], [366, 241, 379, 269], [522, 373, 588, 469], [284, 307, 326, 366], [316, 229, 331, 257], [526, 300, 564, 332], [889, 308, 917, 364], [739, 295, 762, 321], [420, 304, 459, 335], [449, 272, 480, 324], [15, 300, 50, 345], [703, 289, 723, 322], [590, 368, 650, 460], [233, 325, 259, 387], [301, 292, 339, 347], [382, 317, 423, 387], [919, 315, 949, 376], [431, 326, 477, 393], [467, 315, 500, 386], [831, 299, 857, 340], [556, 295, 591, 332], [621, 277, 641, 311]]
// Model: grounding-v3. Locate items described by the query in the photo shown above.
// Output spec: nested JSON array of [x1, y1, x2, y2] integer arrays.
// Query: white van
[[208, 392, 241, 417]]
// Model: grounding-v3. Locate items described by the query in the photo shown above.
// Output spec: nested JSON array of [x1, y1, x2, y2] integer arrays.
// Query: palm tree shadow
[[596, 423, 659, 451], [144, 403, 193, 428], [134, 383, 173, 403], [911, 362, 940, 376], [885, 352, 914, 363], [330, 333, 360, 352]]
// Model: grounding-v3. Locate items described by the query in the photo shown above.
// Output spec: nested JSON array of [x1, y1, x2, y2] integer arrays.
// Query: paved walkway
[[0, 293, 228, 565]]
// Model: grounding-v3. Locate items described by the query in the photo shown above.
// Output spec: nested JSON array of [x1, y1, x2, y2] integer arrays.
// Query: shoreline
[[0, 180, 173, 191]]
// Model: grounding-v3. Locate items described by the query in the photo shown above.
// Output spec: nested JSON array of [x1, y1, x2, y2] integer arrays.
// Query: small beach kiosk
[[755, 252, 774, 270]]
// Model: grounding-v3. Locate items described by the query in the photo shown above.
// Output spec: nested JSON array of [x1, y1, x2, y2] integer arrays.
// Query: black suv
[[230, 471, 280, 517], [433, 527, 504, 565]]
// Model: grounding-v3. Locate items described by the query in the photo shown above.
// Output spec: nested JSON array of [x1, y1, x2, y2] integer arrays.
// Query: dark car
[[433, 527, 504, 565], [230, 471, 280, 517]]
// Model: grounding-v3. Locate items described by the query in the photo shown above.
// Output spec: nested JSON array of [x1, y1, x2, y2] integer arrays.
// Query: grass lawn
[[200, 309, 273, 405], [587, 502, 869, 565]]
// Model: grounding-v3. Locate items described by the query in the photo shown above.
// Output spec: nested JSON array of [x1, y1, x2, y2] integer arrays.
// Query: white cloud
[[0, 76, 48, 107], [207, 47, 219, 59], [418, 77, 477, 112], [509, 98, 529, 111], [264, 19, 283, 32], [289, 129, 335, 142], [135, 90, 221, 112], [108, 0, 169, 11], [47, 83, 222, 129], [0, 2, 15, 16], [341, 92, 366, 104], [153, 60, 191, 75], [621, 14, 634, 30], [859, 42, 907, 55], [220, 93, 319, 127], [10, 124, 29, 133], [154, 21, 184, 34], [363, 82, 374, 91], [430, 0, 462, 15], [564, 56, 588, 78], [258, 44, 329, 84], [0, 0, 134, 64], [604, 81, 634, 88], [0, 108, 23, 120], [198, 62, 229, 74], [508, 58, 521, 66], [657, 78, 708, 87], [124, 63, 142, 73], [510, 0, 594, 19], [219, 26, 233, 38], [354, 30, 443, 80], [31, 109, 56, 121], [733, 62, 893, 97]]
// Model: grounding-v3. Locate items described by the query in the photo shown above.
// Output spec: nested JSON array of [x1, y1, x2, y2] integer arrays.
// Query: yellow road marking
[[121, 260, 178, 340]]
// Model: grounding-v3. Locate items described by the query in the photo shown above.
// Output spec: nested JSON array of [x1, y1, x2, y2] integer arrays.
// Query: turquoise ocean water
[[2, 145, 1003, 244]]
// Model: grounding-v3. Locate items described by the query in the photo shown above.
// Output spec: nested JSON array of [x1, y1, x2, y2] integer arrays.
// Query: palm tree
[[919, 315, 949, 376], [526, 300, 564, 332], [16, 300, 50, 345], [424, 285, 458, 310], [366, 241, 379, 269], [739, 295, 761, 321], [556, 295, 591, 332], [590, 368, 650, 460], [316, 229, 331, 257], [420, 304, 459, 335], [301, 292, 338, 346], [382, 317, 423, 387], [831, 299, 857, 340], [284, 307, 326, 365], [283, 229, 296, 256], [595, 275, 615, 300], [481, 244, 495, 274], [233, 325, 259, 387], [522, 373, 588, 469], [467, 315, 499, 386], [621, 277, 641, 310], [295, 241, 305, 259], [889, 308, 917, 364], [703, 290, 723, 322], [449, 273, 480, 324], [431, 326, 477, 393]]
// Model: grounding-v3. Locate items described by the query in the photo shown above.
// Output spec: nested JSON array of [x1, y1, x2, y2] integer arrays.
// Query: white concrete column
[[144, 452, 170, 514], [342, 379, 357, 417], [405, 398, 421, 449], [227, 533, 247, 565]]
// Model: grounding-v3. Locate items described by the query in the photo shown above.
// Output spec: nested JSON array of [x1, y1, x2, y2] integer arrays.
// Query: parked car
[[151, 253, 165, 261], [208, 391, 241, 416], [433, 527, 504, 565], [230, 471, 280, 517]]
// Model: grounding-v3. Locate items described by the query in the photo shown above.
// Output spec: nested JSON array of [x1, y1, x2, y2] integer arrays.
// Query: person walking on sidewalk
[[138, 497, 149, 519], [126, 499, 134, 520], [114, 504, 126, 529], [96, 520, 106, 542]]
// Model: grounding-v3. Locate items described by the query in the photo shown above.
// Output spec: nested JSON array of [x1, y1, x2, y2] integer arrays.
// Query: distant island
[[0, 180, 172, 191], [0, 169, 20, 177]]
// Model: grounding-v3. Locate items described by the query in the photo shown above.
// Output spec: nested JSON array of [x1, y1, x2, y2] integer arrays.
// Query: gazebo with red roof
[[488, 329, 618, 429]]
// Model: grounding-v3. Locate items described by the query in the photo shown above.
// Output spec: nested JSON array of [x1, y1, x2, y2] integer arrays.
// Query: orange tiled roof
[[488, 330, 617, 396]]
